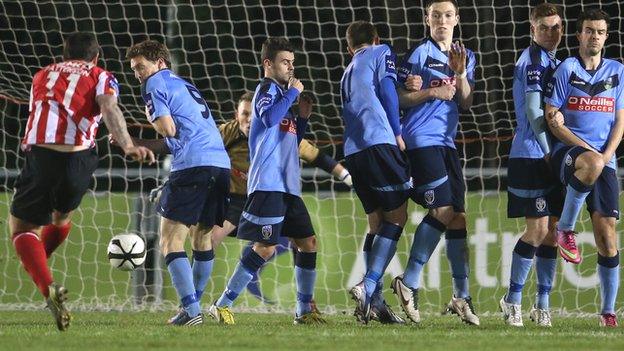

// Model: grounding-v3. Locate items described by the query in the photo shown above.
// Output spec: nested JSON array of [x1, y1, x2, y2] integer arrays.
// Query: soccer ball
[[107, 233, 146, 271]]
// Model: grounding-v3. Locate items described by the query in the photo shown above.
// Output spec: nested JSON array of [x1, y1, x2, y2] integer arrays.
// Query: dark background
[[1, 0, 623, 192]]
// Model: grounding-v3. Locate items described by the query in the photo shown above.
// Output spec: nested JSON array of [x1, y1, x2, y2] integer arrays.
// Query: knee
[[578, 152, 604, 178], [295, 236, 317, 252], [430, 206, 455, 226], [253, 243, 276, 260]]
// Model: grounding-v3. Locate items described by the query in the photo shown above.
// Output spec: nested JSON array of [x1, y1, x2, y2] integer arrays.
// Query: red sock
[[41, 223, 72, 257], [13, 232, 53, 298]]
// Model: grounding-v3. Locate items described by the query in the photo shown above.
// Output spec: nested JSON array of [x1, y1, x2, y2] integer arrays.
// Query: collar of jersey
[[530, 41, 557, 61], [263, 76, 286, 91], [143, 68, 170, 86], [574, 54, 604, 76]]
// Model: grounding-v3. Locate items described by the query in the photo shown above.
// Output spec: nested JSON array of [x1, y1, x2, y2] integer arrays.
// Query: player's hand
[[547, 110, 564, 129], [449, 41, 467, 76], [298, 92, 314, 119], [149, 182, 165, 203], [396, 135, 406, 151], [124, 145, 156, 165], [432, 84, 456, 101], [288, 77, 304, 93], [108, 133, 118, 146], [405, 74, 423, 91]]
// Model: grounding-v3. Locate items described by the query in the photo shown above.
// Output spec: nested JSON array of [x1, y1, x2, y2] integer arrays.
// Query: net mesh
[[1, 0, 623, 314]]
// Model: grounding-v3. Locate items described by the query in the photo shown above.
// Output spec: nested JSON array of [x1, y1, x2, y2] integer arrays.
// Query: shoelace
[[603, 314, 617, 326], [511, 305, 522, 322], [563, 232, 578, 250], [539, 311, 551, 325]]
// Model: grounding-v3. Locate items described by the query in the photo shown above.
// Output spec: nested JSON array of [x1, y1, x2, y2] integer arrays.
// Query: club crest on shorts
[[261, 225, 273, 240], [565, 154, 573, 167], [424, 189, 435, 205], [535, 197, 546, 212]]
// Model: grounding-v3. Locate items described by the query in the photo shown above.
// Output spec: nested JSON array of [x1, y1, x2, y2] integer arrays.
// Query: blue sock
[[364, 222, 402, 297], [506, 240, 536, 305], [403, 215, 446, 289], [192, 249, 214, 302], [165, 252, 200, 317], [295, 251, 317, 316], [558, 175, 592, 231], [598, 252, 619, 314], [216, 248, 266, 307], [446, 229, 470, 298], [535, 245, 557, 310]]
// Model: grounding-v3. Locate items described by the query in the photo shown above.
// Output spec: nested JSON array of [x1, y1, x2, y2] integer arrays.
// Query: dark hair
[[346, 21, 378, 50], [260, 38, 294, 62], [531, 2, 562, 22], [63, 32, 100, 61], [576, 8, 610, 33], [426, 0, 459, 13], [125, 40, 171, 63], [237, 91, 254, 105]]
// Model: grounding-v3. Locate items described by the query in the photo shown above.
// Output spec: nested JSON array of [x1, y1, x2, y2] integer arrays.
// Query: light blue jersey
[[398, 38, 476, 149], [247, 78, 304, 196], [142, 69, 230, 172], [510, 43, 560, 159], [341, 44, 398, 156], [545, 56, 624, 169]]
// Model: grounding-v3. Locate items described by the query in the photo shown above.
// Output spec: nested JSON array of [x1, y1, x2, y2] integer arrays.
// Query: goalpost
[[1, 1, 623, 315]]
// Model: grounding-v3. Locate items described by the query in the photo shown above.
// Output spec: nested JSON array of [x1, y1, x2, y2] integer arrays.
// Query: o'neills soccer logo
[[280, 118, 297, 134], [567, 96, 615, 113], [430, 76, 456, 88]]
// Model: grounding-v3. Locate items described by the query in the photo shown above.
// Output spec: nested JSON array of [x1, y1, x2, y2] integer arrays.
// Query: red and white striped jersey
[[23, 60, 119, 148]]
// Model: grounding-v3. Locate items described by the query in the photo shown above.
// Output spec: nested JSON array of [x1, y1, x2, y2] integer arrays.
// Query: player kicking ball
[[209, 38, 326, 325], [126, 40, 231, 326], [9, 32, 154, 331], [544, 9, 624, 327]]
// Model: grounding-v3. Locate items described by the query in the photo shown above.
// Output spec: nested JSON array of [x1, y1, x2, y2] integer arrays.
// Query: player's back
[[398, 38, 476, 149], [143, 69, 230, 172], [24, 60, 117, 147], [510, 44, 559, 159], [341, 44, 396, 157], [545, 56, 624, 169]]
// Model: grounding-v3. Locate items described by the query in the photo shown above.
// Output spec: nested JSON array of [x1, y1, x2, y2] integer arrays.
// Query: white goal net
[[1, 0, 623, 315]]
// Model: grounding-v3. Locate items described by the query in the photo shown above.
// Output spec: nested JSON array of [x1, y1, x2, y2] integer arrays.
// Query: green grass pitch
[[1, 191, 623, 349]]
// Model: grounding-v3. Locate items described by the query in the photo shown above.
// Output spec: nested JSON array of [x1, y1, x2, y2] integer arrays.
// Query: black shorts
[[407, 146, 465, 212], [11, 146, 99, 226], [237, 191, 315, 245], [345, 144, 412, 214], [551, 146, 620, 219], [157, 166, 231, 226], [507, 157, 563, 218], [225, 193, 246, 237]]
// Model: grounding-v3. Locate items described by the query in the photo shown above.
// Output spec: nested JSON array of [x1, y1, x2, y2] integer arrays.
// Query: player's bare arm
[[96, 94, 155, 163], [544, 103, 594, 150], [449, 41, 473, 110], [398, 79, 456, 109], [600, 109, 624, 164]]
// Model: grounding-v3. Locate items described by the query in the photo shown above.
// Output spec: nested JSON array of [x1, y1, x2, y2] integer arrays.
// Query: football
[[107, 233, 146, 271]]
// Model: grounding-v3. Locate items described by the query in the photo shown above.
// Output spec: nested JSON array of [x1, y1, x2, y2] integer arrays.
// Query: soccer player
[[544, 9, 624, 327], [126, 40, 231, 326], [499, 3, 563, 328], [341, 21, 412, 324], [210, 91, 352, 305], [209, 38, 325, 325], [391, 0, 479, 325], [9, 32, 154, 331]]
